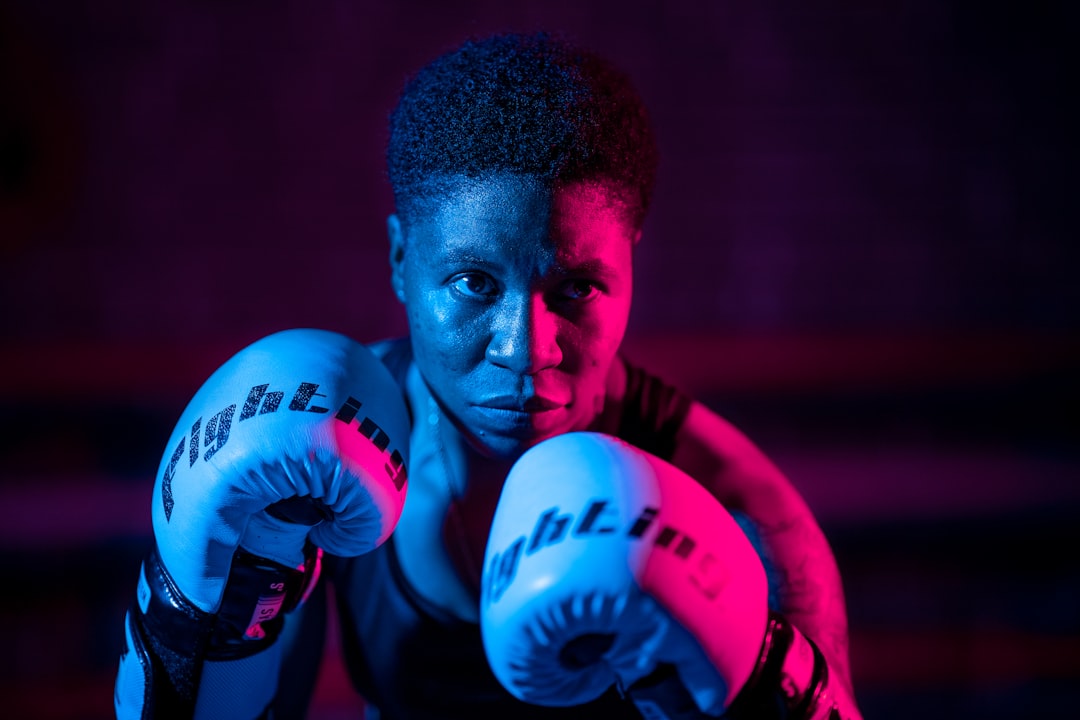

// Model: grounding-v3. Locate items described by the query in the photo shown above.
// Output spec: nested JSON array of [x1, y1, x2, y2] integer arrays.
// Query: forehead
[[406, 173, 636, 264], [423, 174, 548, 241]]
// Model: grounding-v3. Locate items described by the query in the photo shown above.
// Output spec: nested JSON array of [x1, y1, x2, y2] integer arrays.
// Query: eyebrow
[[437, 248, 501, 268], [554, 258, 618, 279], [435, 246, 619, 280]]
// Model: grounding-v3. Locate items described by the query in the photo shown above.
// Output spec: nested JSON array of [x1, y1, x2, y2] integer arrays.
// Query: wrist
[[140, 541, 321, 658], [726, 612, 843, 720]]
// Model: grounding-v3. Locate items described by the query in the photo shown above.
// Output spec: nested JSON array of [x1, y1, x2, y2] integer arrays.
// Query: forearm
[[672, 403, 861, 717], [739, 502, 861, 719], [739, 489, 855, 696]]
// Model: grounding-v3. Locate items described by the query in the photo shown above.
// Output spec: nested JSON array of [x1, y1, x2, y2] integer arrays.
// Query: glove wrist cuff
[[139, 540, 321, 658], [130, 539, 322, 711], [726, 611, 841, 720], [138, 544, 213, 658], [208, 542, 322, 658]]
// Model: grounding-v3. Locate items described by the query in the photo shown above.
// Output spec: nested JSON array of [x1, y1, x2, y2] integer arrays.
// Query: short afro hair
[[386, 32, 658, 227]]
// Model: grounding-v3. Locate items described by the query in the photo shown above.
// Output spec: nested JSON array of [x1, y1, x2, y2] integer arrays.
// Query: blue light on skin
[[388, 172, 641, 463]]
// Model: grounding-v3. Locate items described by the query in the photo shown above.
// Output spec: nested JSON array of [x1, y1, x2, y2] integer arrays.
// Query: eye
[[556, 279, 601, 302], [450, 272, 498, 298]]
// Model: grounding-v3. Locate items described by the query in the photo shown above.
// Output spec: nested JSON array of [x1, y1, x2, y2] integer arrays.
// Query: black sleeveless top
[[328, 340, 693, 719]]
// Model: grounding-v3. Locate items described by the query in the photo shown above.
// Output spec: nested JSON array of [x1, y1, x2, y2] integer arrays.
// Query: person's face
[[389, 173, 638, 460]]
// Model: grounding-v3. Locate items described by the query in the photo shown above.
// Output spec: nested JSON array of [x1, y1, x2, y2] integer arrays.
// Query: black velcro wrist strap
[[725, 611, 839, 720], [724, 611, 793, 718], [138, 544, 214, 659], [790, 638, 839, 720], [129, 541, 322, 715], [208, 544, 320, 659], [132, 545, 212, 712], [136, 540, 322, 670]]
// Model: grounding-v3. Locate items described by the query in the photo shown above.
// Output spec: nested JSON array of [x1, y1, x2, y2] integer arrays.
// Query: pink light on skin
[[389, 172, 639, 462]]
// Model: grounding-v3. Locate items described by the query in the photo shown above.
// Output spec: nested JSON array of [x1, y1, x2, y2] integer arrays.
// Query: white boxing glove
[[153, 327, 410, 613], [481, 432, 840, 719], [115, 328, 410, 719]]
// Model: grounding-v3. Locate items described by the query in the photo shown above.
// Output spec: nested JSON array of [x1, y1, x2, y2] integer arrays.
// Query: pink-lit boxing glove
[[481, 432, 843, 719]]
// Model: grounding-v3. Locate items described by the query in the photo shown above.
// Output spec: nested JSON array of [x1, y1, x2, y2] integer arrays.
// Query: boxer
[[115, 32, 862, 720]]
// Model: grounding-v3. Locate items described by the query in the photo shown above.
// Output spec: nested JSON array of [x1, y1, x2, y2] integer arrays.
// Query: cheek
[[564, 298, 631, 371], [589, 292, 633, 345], [593, 297, 632, 343], [407, 290, 487, 373]]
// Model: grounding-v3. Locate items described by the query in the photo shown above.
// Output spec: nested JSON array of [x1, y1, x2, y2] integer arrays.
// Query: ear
[[387, 214, 407, 304], [631, 228, 643, 246]]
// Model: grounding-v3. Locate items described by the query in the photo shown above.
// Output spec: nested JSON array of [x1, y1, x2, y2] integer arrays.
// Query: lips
[[468, 394, 570, 438], [477, 394, 565, 413]]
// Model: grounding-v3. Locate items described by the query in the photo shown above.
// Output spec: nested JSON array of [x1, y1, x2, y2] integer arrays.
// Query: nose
[[486, 292, 562, 375]]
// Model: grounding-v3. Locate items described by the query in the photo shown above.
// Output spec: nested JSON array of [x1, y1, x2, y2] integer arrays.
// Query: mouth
[[476, 394, 565, 413], [469, 395, 569, 435]]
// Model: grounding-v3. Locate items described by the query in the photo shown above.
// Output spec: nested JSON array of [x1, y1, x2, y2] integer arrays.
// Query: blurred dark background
[[1, 1, 1077, 718]]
